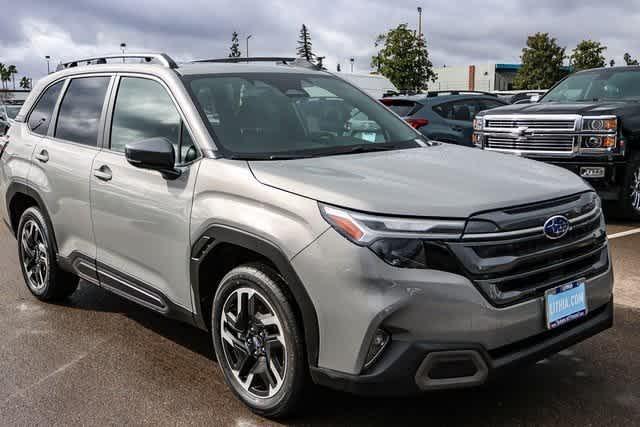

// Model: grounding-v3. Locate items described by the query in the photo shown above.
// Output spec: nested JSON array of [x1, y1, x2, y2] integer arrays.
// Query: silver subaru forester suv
[[0, 53, 613, 417]]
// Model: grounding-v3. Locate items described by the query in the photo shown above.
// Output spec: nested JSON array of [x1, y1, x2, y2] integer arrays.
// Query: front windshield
[[5, 105, 21, 119], [185, 73, 419, 158], [543, 69, 640, 103]]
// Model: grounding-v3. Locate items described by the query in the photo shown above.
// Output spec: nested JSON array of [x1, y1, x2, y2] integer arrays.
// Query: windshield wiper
[[323, 144, 398, 157]]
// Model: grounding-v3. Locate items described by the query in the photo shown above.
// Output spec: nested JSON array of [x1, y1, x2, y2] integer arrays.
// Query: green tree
[[19, 77, 31, 89], [228, 31, 241, 58], [370, 23, 437, 92], [0, 63, 6, 89], [297, 24, 314, 62], [513, 32, 567, 90], [571, 40, 606, 71], [624, 53, 639, 66], [7, 65, 17, 89]]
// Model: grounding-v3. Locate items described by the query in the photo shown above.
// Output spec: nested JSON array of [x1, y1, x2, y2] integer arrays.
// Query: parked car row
[[380, 91, 507, 146], [0, 102, 22, 135]]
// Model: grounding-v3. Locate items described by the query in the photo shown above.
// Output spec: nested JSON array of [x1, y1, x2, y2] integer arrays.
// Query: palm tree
[[0, 63, 6, 89], [19, 77, 31, 90], [7, 65, 17, 90]]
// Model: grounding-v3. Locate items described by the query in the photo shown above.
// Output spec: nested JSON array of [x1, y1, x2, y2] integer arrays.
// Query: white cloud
[[1, 0, 640, 81]]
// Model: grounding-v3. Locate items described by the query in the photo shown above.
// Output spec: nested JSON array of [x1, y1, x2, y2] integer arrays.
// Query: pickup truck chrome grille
[[486, 135, 575, 153], [485, 119, 576, 130], [481, 114, 582, 156]]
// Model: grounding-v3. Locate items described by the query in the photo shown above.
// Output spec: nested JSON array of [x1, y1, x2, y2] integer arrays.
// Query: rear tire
[[17, 207, 79, 301], [618, 153, 640, 220], [211, 263, 307, 418]]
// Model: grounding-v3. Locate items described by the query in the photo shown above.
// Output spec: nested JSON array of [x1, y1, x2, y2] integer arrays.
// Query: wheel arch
[[190, 224, 320, 367], [5, 182, 58, 253]]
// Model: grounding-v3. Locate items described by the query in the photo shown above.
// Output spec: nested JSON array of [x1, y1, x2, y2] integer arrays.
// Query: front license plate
[[580, 167, 605, 179], [545, 281, 587, 330]]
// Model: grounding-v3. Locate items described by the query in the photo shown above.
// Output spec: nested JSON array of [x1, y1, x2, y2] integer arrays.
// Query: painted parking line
[[608, 227, 640, 240]]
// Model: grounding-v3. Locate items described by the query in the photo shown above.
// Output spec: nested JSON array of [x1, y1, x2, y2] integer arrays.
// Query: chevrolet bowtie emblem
[[512, 126, 530, 137]]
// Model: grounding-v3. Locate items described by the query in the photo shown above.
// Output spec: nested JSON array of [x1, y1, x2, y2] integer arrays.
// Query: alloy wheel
[[632, 166, 640, 213], [220, 287, 287, 399], [20, 219, 49, 292]]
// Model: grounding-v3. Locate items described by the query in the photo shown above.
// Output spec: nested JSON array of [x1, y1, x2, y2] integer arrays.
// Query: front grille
[[486, 135, 575, 153], [486, 119, 576, 130], [445, 192, 608, 307]]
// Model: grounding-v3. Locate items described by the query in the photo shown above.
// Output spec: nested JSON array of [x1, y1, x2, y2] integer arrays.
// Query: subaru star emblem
[[543, 215, 571, 240]]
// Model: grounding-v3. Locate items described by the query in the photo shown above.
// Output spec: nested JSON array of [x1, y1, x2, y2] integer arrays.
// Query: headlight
[[319, 204, 465, 246], [473, 117, 484, 131], [581, 135, 616, 150], [583, 117, 617, 132]]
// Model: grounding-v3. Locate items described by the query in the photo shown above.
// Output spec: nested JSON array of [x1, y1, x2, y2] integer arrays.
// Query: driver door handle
[[35, 150, 49, 163], [451, 126, 464, 132], [93, 165, 112, 181]]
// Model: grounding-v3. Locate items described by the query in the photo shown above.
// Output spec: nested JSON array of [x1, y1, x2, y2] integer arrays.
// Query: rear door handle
[[35, 150, 49, 163], [451, 126, 464, 132], [93, 166, 112, 181]]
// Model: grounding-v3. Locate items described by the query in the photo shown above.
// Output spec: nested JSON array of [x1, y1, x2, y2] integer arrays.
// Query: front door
[[90, 75, 200, 310]]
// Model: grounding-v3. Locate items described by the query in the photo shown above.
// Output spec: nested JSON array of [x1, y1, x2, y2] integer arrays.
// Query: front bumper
[[533, 158, 626, 201], [310, 299, 613, 395], [292, 227, 614, 377]]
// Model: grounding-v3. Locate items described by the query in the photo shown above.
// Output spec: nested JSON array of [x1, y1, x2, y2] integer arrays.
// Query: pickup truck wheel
[[17, 207, 79, 301], [620, 155, 640, 220], [211, 263, 307, 418]]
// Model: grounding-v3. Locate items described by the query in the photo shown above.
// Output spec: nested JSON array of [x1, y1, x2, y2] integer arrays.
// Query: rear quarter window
[[27, 81, 64, 136], [379, 99, 419, 117]]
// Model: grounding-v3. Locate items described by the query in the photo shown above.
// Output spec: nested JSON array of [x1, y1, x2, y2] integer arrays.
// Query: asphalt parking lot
[[0, 220, 638, 426]]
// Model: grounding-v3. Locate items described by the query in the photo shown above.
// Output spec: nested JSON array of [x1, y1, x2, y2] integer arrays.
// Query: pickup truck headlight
[[473, 117, 484, 131], [581, 135, 616, 150], [319, 204, 465, 272], [583, 117, 617, 132]]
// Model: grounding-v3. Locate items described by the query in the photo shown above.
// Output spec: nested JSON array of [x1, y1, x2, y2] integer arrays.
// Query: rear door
[[28, 75, 112, 266], [90, 75, 200, 311], [432, 99, 482, 146]]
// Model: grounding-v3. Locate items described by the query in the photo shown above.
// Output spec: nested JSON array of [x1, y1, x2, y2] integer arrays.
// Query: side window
[[28, 81, 64, 136], [111, 77, 196, 163], [55, 77, 111, 146], [479, 100, 505, 111], [432, 103, 451, 120]]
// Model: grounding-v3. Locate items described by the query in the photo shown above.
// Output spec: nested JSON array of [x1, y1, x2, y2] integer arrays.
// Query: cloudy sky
[[1, 0, 640, 83]]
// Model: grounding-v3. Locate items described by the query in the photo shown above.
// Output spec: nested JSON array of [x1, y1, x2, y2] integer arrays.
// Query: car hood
[[482, 101, 631, 116], [248, 145, 590, 218]]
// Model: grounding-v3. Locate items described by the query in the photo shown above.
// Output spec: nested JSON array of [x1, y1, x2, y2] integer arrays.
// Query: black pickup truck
[[473, 66, 640, 219]]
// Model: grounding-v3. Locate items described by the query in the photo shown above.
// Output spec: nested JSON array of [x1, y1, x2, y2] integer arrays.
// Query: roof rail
[[426, 90, 497, 97], [56, 53, 178, 71], [193, 57, 323, 70]]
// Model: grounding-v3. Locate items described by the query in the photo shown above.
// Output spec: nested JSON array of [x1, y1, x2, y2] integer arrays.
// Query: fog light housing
[[364, 329, 390, 369], [472, 133, 482, 147]]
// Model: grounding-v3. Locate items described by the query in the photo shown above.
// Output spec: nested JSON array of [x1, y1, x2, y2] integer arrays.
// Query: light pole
[[120, 43, 127, 62], [246, 35, 252, 62], [350, 57, 355, 73], [45, 55, 51, 74], [417, 6, 423, 37]]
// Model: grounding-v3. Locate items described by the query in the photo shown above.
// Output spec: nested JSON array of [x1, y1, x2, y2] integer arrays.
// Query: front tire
[[619, 153, 640, 220], [211, 263, 307, 418], [17, 207, 79, 301]]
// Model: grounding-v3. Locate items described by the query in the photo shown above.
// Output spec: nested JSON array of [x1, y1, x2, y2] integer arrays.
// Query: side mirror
[[530, 94, 541, 103], [125, 137, 181, 179]]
